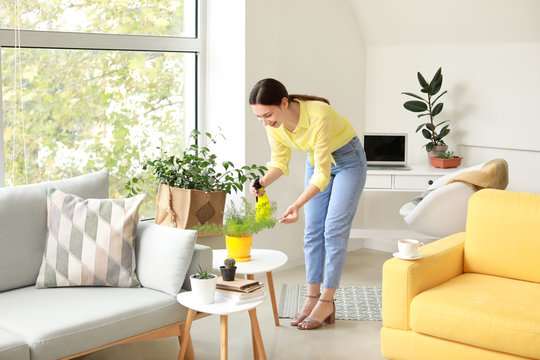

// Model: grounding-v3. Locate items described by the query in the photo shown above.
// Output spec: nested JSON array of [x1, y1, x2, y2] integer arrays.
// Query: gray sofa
[[0, 170, 211, 360]]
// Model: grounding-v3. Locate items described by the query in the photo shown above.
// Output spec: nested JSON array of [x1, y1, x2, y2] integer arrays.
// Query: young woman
[[249, 78, 367, 330]]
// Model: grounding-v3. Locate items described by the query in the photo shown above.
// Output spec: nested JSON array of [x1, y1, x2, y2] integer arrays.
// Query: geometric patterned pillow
[[36, 188, 145, 288]]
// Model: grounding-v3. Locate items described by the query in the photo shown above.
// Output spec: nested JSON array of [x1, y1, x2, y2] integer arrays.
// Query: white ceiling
[[349, 0, 540, 45]]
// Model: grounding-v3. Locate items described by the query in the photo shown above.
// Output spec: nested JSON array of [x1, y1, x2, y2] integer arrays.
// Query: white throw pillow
[[135, 221, 197, 296]]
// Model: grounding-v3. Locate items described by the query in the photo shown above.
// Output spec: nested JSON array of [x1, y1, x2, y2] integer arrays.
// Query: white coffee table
[[212, 249, 288, 326], [177, 292, 266, 360]]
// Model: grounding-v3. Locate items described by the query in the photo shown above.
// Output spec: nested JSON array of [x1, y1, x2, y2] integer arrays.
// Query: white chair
[[399, 163, 485, 238]]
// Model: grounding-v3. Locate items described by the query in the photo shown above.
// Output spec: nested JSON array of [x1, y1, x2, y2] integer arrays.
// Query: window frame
[[0, 0, 205, 187]]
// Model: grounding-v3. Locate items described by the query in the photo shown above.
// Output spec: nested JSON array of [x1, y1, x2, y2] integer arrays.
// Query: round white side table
[[212, 249, 288, 326], [177, 292, 266, 360]]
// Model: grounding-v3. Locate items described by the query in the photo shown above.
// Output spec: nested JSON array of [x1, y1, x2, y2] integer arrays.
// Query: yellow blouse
[[266, 100, 357, 192]]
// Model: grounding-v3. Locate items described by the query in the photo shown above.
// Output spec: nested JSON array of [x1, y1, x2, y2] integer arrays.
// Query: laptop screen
[[363, 133, 407, 166]]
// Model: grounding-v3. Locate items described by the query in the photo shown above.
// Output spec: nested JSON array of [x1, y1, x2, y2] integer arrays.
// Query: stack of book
[[215, 277, 265, 305]]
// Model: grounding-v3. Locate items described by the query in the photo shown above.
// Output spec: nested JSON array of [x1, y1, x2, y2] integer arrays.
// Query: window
[[0, 0, 203, 218]]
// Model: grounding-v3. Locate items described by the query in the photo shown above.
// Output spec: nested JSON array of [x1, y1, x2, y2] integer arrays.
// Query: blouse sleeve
[[266, 129, 291, 176], [309, 116, 332, 192]]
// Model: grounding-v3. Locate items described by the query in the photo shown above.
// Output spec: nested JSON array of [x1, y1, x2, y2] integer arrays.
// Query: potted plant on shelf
[[197, 197, 277, 262], [126, 130, 267, 233], [220, 258, 237, 281], [402, 67, 451, 158], [189, 266, 217, 304], [430, 151, 463, 169]]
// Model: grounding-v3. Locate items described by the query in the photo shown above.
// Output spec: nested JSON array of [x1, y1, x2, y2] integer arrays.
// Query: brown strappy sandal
[[297, 298, 335, 330], [290, 293, 320, 326]]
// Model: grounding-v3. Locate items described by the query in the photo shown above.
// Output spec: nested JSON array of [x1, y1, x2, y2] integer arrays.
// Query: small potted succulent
[[430, 151, 463, 169], [220, 257, 237, 281], [189, 266, 217, 304]]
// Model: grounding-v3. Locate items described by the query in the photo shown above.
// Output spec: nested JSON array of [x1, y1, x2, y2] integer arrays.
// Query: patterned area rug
[[278, 284, 382, 321]]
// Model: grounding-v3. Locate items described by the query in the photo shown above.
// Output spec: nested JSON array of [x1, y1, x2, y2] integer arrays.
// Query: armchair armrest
[[382, 233, 465, 330]]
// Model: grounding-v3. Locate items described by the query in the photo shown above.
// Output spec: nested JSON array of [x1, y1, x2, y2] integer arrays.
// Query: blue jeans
[[304, 136, 367, 289]]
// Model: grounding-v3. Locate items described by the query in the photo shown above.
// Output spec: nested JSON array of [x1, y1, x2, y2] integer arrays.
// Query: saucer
[[393, 252, 422, 260]]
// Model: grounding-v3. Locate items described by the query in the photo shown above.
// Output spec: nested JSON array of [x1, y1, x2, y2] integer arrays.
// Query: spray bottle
[[253, 178, 271, 221]]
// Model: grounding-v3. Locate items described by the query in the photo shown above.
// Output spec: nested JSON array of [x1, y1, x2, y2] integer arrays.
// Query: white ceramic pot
[[189, 274, 217, 304]]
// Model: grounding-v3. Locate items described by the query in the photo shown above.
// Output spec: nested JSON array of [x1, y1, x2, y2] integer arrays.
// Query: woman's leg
[[301, 138, 367, 327], [298, 158, 333, 317]]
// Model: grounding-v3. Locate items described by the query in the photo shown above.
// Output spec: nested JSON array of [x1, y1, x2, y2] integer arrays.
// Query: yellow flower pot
[[225, 234, 253, 262]]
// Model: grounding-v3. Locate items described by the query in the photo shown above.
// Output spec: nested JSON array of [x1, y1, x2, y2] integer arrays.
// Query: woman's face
[[251, 98, 288, 128]]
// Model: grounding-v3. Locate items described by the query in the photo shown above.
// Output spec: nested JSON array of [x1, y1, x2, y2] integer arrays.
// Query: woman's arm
[[280, 184, 320, 224], [249, 166, 283, 197]]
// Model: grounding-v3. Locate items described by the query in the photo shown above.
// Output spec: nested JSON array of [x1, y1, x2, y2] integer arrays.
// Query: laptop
[[363, 133, 410, 170]]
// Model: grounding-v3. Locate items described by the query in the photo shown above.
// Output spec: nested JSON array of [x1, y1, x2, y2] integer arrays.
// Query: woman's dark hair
[[249, 78, 329, 106]]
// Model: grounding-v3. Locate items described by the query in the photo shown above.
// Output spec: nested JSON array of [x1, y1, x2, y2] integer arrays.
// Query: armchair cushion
[[464, 189, 540, 283], [135, 221, 197, 296], [411, 273, 540, 359]]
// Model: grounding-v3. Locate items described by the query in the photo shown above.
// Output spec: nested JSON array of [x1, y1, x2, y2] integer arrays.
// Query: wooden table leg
[[248, 308, 267, 360], [265, 271, 280, 326], [246, 274, 259, 359], [178, 308, 195, 360], [220, 315, 228, 360]]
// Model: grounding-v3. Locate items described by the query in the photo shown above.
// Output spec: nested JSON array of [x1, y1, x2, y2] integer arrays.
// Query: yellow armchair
[[381, 189, 540, 360]]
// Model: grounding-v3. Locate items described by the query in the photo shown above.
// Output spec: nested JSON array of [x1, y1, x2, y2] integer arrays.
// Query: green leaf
[[416, 123, 430, 132], [425, 142, 434, 152], [432, 103, 444, 117], [430, 74, 443, 95], [417, 72, 428, 88], [401, 92, 427, 103], [422, 129, 432, 139], [417, 113, 430, 118], [435, 120, 449, 128], [429, 67, 442, 85], [432, 90, 447, 105], [403, 101, 428, 112]]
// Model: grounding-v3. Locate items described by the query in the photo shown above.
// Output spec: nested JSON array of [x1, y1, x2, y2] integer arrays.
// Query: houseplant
[[220, 257, 237, 281], [197, 197, 277, 262], [189, 266, 217, 304], [126, 130, 267, 231], [402, 67, 450, 158], [430, 151, 463, 169]]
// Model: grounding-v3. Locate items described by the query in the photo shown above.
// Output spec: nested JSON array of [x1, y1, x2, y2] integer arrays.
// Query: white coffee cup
[[398, 239, 424, 258]]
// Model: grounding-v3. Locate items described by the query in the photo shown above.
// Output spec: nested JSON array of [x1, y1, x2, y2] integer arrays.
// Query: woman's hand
[[249, 179, 266, 197], [280, 203, 299, 224]]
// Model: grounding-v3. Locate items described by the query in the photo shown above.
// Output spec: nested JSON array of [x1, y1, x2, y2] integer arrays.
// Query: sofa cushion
[[36, 188, 144, 288], [0, 327, 30, 360], [136, 221, 196, 296], [410, 273, 540, 359], [0, 286, 187, 360], [0, 170, 109, 292], [464, 189, 540, 283]]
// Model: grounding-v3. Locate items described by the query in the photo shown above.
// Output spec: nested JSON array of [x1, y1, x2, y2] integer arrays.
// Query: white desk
[[212, 249, 288, 326], [177, 292, 266, 360], [365, 163, 457, 192]]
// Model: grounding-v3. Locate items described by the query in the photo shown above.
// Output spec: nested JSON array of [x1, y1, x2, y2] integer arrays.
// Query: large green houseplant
[[127, 130, 267, 231], [197, 197, 277, 261], [402, 67, 450, 156]]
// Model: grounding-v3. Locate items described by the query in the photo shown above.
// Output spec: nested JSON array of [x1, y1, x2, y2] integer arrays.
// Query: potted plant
[[430, 151, 463, 169], [197, 197, 277, 262], [189, 266, 217, 304], [126, 130, 267, 232], [220, 257, 237, 281], [402, 67, 451, 158]]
